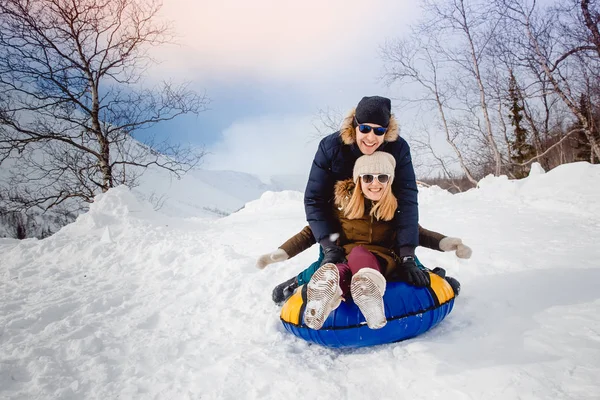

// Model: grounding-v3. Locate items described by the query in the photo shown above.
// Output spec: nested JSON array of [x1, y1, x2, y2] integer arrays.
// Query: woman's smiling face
[[360, 174, 389, 201]]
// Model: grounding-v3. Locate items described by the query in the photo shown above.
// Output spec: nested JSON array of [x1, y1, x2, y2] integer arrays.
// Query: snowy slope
[[133, 167, 306, 218], [1, 163, 599, 399], [0, 147, 307, 237]]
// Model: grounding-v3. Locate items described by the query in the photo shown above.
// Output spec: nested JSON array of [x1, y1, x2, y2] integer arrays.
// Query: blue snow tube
[[280, 272, 455, 348]]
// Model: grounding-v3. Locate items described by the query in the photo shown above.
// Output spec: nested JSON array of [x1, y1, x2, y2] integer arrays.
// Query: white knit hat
[[353, 152, 396, 183]]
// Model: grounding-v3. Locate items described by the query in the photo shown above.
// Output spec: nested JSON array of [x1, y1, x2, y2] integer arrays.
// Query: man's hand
[[272, 276, 299, 304], [256, 248, 289, 269], [389, 256, 430, 287], [439, 237, 473, 259]]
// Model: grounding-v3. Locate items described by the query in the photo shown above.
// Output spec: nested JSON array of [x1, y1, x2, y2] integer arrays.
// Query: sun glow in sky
[[146, 0, 421, 178]]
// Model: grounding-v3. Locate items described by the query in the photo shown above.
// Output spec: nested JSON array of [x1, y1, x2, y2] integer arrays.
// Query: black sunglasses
[[360, 174, 390, 184], [355, 117, 387, 136]]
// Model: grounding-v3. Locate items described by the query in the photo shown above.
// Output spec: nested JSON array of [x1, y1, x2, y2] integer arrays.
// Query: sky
[[2, 161, 599, 398], [143, 0, 422, 179]]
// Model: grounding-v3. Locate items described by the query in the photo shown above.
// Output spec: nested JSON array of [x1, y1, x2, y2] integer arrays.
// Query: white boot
[[304, 263, 343, 330], [351, 268, 387, 329]]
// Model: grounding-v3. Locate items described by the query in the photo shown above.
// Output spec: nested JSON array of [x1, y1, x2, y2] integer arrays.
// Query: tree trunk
[[524, 10, 600, 162], [522, 102, 547, 169], [459, 0, 503, 175], [90, 82, 112, 192], [581, 0, 600, 57], [497, 97, 517, 178], [434, 87, 479, 185]]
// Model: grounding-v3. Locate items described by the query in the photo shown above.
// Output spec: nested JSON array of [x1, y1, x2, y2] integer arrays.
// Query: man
[[268, 96, 430, 302], [306, 96, 421, 266]]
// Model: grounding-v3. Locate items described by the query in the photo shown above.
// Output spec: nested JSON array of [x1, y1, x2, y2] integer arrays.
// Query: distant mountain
[[0, 155, 307, 239], [265, 174, 309, 193], [133, 167, 307, 218]]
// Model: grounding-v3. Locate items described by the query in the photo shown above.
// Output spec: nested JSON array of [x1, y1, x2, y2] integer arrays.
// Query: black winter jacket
[[304, 111, 419, 254]]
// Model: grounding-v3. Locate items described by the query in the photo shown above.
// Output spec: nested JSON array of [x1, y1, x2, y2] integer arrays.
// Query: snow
[[0, 148, 307, 237], [1, 162, 600, 400], [133, 168, 306, 219]]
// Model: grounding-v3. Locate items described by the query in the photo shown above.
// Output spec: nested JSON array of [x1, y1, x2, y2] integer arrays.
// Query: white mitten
[[439, 237, 472, 259], [255, 248, 290, 269]]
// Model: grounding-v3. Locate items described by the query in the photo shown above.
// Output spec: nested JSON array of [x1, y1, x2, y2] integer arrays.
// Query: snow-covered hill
[[1, 162, 599, 399], [0, 149, 307, 238], [133, 167, 307, 218]]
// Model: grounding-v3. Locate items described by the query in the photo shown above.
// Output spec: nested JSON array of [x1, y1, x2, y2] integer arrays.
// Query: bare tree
[[381, 0, 516, 184], [312, 107, 344, 139], [581, 0, 600, 57], [382, 0, 600, 184], [497, 0, 600, 161], [484, 62, 516, 177], [381, 37, 479, 184], [486, 9, 580, 172], [0, 0, 208, 212], [418, 0, 505, 175], [410, 129, 475, 191], [556, 0, 600, 59]]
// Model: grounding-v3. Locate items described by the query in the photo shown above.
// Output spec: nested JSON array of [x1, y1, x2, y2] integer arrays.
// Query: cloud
[[152, 0, 420, 81], [204, 114, 322, 181], [144, 1, 432, 180]]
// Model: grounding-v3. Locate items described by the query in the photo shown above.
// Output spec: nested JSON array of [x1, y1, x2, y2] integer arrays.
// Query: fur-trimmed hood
[[334, 178, 355, 209], [339, 108, 399, 145]]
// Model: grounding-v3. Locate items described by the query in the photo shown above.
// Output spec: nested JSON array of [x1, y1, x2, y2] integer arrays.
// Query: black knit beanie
[[354, 96, 392, 127]]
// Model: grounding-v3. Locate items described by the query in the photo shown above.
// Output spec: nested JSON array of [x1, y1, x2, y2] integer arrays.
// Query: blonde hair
[[344, 180, 397, 221]]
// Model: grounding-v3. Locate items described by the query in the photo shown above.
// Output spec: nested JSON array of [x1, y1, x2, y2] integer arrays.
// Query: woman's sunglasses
[[360, 174, 391, 184], [355, 117, 387, 136]]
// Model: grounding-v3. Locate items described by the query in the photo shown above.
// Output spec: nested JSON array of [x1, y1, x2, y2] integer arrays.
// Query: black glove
[[272, 276, 299, 304], [320, 245, 346, 266], [390, 256, 430, 287]]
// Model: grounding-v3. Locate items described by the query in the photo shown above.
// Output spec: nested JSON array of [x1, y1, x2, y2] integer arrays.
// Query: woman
[[256, 152, 472, 312], [303, 152, 406, 329]]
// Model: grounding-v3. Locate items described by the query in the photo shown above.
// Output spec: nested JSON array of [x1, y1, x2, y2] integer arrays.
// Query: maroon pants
[[336, 246, 382, 297]]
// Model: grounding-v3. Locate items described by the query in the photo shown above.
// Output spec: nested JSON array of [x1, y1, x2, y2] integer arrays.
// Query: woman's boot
[[351, 268, 387, 329], [303, 263, 343, 330]]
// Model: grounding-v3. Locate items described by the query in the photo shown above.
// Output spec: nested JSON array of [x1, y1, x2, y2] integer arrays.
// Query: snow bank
[[236, 190, 304, 214], [56, 185, 157, 238], [1, 163, 599, 400], [469, 162, 600, 217]]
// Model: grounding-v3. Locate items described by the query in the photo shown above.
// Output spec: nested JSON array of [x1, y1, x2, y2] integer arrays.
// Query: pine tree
[[507, 72, 534, 178], [574, 95, 600, 163]]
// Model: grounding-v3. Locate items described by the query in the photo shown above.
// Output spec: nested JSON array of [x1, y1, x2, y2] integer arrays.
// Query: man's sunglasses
[[355, 117, 387, 136], [360, 174, 391, 184]]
